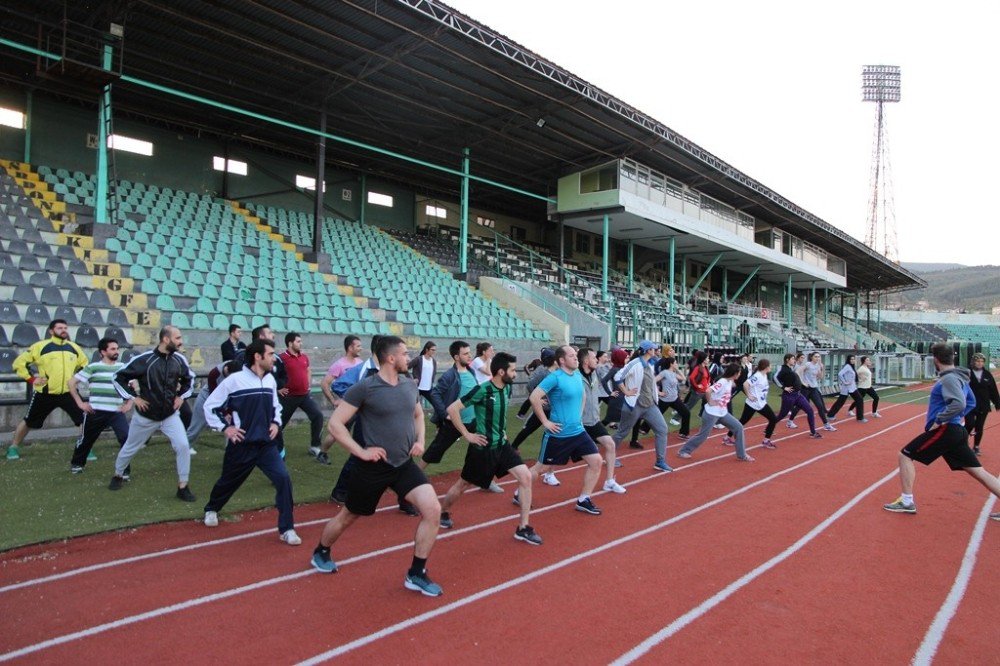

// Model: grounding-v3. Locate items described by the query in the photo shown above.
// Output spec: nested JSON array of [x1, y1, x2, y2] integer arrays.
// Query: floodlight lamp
[[861, 65, 901, 103]]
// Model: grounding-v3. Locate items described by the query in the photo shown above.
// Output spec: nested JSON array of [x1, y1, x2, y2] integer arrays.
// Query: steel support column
[[627, 240, 634, 292], [601, 213, 610, 301], [312, 108, 326, 255], [94, 44, 113, 224], [23, 89, 32, 163], [668, 237, 676, 314], [459, 147, 470, 274], [688, 253, 723, 299], [729, 266, 760, 303], [786, 275, 793, 328]]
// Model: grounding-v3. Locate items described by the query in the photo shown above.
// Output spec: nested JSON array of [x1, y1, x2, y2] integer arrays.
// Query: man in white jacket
[[611, 341, 673, 473]]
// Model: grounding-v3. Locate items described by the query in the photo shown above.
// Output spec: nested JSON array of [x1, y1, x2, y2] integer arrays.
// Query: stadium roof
[[0, 0, 924, 292]]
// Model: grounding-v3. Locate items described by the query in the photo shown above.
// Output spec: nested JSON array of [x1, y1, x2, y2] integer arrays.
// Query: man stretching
[[579, 347, 626, 494], [438, 353, 543, 545], [884, 343, 1000, 521], [68, 338, 133, 473], [311, 337, 444, 596], [279, 332, 325, 456]]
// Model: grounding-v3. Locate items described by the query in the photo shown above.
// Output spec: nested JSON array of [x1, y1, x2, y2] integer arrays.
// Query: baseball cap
[[637, 340, 657, 353], [540, 347, 556, 364]]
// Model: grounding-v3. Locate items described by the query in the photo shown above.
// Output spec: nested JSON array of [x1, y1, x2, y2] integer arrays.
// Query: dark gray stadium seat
[[0, 224, 19, 241], [1, 268, 25, 285], [19, 228, 43, 244], [0, 302, 19, 323], [43, 257, 65, 273], [25, 304, 51, 325], [65, 288, 91, 307], [17, 255, 41, 271], [89, 290, 111, 307], [6, 240, 29, 255], [75, 324, 99, 348], [56, 245, 77, 260], [66, 258, 88, 274], [90, 349, 102, 363], [0, 325, 10, 347], [108, 308, 129, 327], [54, 305, 78, 324], [54, 272, 77, 288], [12, 323, 40, 347], [0, 349, 15, 373], [28, 272, 55, 287], [119, 348, 134, 363], [40, 286, 66, 306], [81, 308, 105, 326], [30, 242, 53, 257], [104, 326, 130, 347], [13, 284, 39, 304], [0, 253, 13, 269]]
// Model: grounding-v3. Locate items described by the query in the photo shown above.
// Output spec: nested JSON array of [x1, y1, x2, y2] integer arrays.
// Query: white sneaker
[[603, 479, 627, 494], [713, 424, 726, 429], [485, 481, 504, 493], [872, 412, 882, 419], [541, 472, 560, 486], [189, 448, 198, 456], [786, 420, 798, 429], [280, 529, 302, 546], [823, 423, 837, 432], [848, 410, 855, 417], [669, 419, 680, 426], [204, 511, 219, 527], [308, 446, 321, 457]]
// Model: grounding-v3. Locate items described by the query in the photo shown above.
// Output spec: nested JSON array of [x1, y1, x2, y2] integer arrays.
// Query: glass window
[[580, 163, 619, 193], [367, 191, 393, 207], [296, 175, 326, 191], [108, 134, 153, 156], [425, 204, 447, 219], [0, 107, 26, 129], [213, 157, 247, 175]]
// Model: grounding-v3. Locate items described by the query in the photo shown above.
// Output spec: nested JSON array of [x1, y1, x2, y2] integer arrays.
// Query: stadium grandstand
[[0, 0, 995, 399]]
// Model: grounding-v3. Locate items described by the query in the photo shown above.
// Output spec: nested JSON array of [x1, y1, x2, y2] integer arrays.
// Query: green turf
[[0, 385, 926, 551]]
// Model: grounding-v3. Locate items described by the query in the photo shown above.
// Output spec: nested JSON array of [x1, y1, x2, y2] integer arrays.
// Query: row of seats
[[0, 302, 127, 327], [0, 322, 129, 350]]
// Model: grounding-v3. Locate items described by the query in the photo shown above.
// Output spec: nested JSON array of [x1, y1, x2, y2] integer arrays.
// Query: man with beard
[[109, 326, 196, 501], [68, 338, 134, 473], [438, 353, 542, 545], [8, 319, 89, 460]]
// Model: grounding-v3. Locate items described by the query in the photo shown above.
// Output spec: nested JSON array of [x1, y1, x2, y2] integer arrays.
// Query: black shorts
[[345, 458, 430, 516], [23, 392, 84, 429], [461, 443, 524, 489], [539, 431, 599, 466], [585, 423, 610, 441], [422, 421, 476, 464], [901, 424, 980, 471]]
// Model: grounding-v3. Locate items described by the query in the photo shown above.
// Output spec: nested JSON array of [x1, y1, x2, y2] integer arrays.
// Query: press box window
[[425, 205, 447, 219]]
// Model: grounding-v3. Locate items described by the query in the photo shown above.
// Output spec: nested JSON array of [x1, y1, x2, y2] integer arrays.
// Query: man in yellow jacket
[[8, 319, 89, 460]]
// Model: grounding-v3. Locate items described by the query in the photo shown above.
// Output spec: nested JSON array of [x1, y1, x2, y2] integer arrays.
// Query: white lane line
[[2, 389, 926, 593], [289, 412, 923, 665], [0, 413, 924, 664], [610, 468, 900, 665], [911, 495, 997, 666]]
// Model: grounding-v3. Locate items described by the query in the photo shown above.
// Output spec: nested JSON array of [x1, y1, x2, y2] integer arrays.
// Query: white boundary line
[[0, 413, 924, 663], [610, 468, 900, 664], [1, 389, 928, 594], [911, 495, 997, 666]]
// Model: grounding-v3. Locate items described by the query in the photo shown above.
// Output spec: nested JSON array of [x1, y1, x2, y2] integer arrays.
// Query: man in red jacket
[[279, 332, 324, 456]]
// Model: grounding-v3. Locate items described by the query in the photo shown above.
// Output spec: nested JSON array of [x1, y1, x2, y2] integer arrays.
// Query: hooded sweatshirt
[[925, 367, 976, 431]]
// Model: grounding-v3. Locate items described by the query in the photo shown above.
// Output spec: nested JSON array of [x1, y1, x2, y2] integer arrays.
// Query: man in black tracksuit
[[967, 353, 1000, 455]]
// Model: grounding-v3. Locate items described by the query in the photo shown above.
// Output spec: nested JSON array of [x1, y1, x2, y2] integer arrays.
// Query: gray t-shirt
[[637, 363, 657, 409], [658, 370, 679, 403], [343, 374, 419, 467], [580, 371, 601, 426], [802, 361, 823, 388]]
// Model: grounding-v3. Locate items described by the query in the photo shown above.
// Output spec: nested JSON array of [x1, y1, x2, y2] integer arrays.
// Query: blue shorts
[[539, 431, 599, 466]]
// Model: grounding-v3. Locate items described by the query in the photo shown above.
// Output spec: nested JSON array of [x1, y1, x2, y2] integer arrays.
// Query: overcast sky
[[445, 0, 999, 267]]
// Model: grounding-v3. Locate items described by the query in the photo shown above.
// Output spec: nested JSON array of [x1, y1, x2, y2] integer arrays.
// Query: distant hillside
[[895, 264, 1000, 313], [901, 262, 966, 274]]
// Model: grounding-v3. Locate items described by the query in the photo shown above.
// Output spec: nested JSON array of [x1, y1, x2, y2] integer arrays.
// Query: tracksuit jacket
[[203, 366, 282, 442], [12, 336, 88, 394], [113, 348, 195, 422]]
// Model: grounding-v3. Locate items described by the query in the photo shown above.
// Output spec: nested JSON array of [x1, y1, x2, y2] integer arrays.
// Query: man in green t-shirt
[[67, 338, 134, 473], [440, 352, 542, 545]]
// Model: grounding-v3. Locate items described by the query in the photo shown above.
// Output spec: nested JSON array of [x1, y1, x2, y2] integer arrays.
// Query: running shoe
[[485, 481, 504, 493], [514, 525, 543, 545], [108, 475, 124, 491], [872, 412, 882, 419], [122, 465, 131, 481], [989, 512, 999, 521], [398, 500, 420, 517], [809, 432, 823, 440], [404, 570, 443, 596], [5, 446, 20, 461], [669, 418, 680, 426], [439, 512, 454, 529], [70, 465, 85, 474], [315, 452, 331, 465], [848, 409, 855, 417], [677, 433, 689, 440], [189, 448, 198, 456], [512, 491, 521, 507], [516, 412, 528, 421], [629, 441, 644, 450], [676, 451, 692, 459], [713, 424, 726, 430], [575, 497, 602, 515], [858, 418, 869, 423], [736, 455, 756, 462], [602, 479, 627, 494], [823, 423, 837, 432], [785, 420, 798, 429], [883, 498, 916, 514], [721, 436, 735, 447], [204, 511, 219, 527], [86, 451, 98, 462], [654, 459, 676, 471], [308, 446, 321, 457], [541, 472, 560, 486], [614, 459, 623, 468], [311, 549, 338, 573], [761, 439, 776, 449], [280, 529, 302, 546], [176, 486, 196, 502]]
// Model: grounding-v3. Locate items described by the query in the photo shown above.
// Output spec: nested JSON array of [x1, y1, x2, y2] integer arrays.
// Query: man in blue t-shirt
[[517, 345, 604, 516]]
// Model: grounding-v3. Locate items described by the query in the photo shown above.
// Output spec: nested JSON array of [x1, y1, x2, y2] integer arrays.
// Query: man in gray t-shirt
[[310, 336, 445, 598]]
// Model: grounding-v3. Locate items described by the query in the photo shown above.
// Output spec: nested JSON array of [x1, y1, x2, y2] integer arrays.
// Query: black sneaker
[[514, 525, 543, 545], [439, 512, 453, 529], [108, 475, 124, 491], [512, 491, 520, 507], [70, 465, 84, 474], [123, 464, 132, 481], [176, 486, 196, 502], [629, 441, 644, 450], [398, 500, 420, 517], [315, 452, 331, 465], [575, 497, 602, 515]]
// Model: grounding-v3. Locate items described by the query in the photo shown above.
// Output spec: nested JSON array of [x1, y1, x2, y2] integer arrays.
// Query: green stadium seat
[[171, 312, 191, 328]]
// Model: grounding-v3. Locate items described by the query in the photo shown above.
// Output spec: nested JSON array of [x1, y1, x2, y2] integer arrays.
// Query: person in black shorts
[[310, 336, 445, 596], [884, 343, 1000, 521], [438, 352, 542, 545]]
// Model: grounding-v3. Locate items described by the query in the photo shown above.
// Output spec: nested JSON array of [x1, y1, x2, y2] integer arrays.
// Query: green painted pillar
[[824, 288, 829, 324], [668, 237, 676, 314], [601, 213, 609, 301], [722, 267, 728, 304], [359, 174, 367, 225], [681, 255, 688, 304], [459, 147, 470, 274], [95, 44, 113, 224], [627, 240, 634, 292], [810, 283, 816, 327], [23, 89, 32, 163], [786, 275, 793, 328]]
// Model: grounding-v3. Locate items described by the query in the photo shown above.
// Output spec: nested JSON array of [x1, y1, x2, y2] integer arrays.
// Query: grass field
[[0, 387, 921, 550]]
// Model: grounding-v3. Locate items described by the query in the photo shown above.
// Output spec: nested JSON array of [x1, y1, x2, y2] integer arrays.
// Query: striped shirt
[[461, 380, 510, 449], [74, 362, 126, 412]]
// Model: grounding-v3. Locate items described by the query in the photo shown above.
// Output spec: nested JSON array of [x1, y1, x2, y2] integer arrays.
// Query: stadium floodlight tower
[[862, 65, 901, 264]]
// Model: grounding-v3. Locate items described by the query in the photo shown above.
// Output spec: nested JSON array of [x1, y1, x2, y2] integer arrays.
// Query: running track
[[1, 386, 997, 664]]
